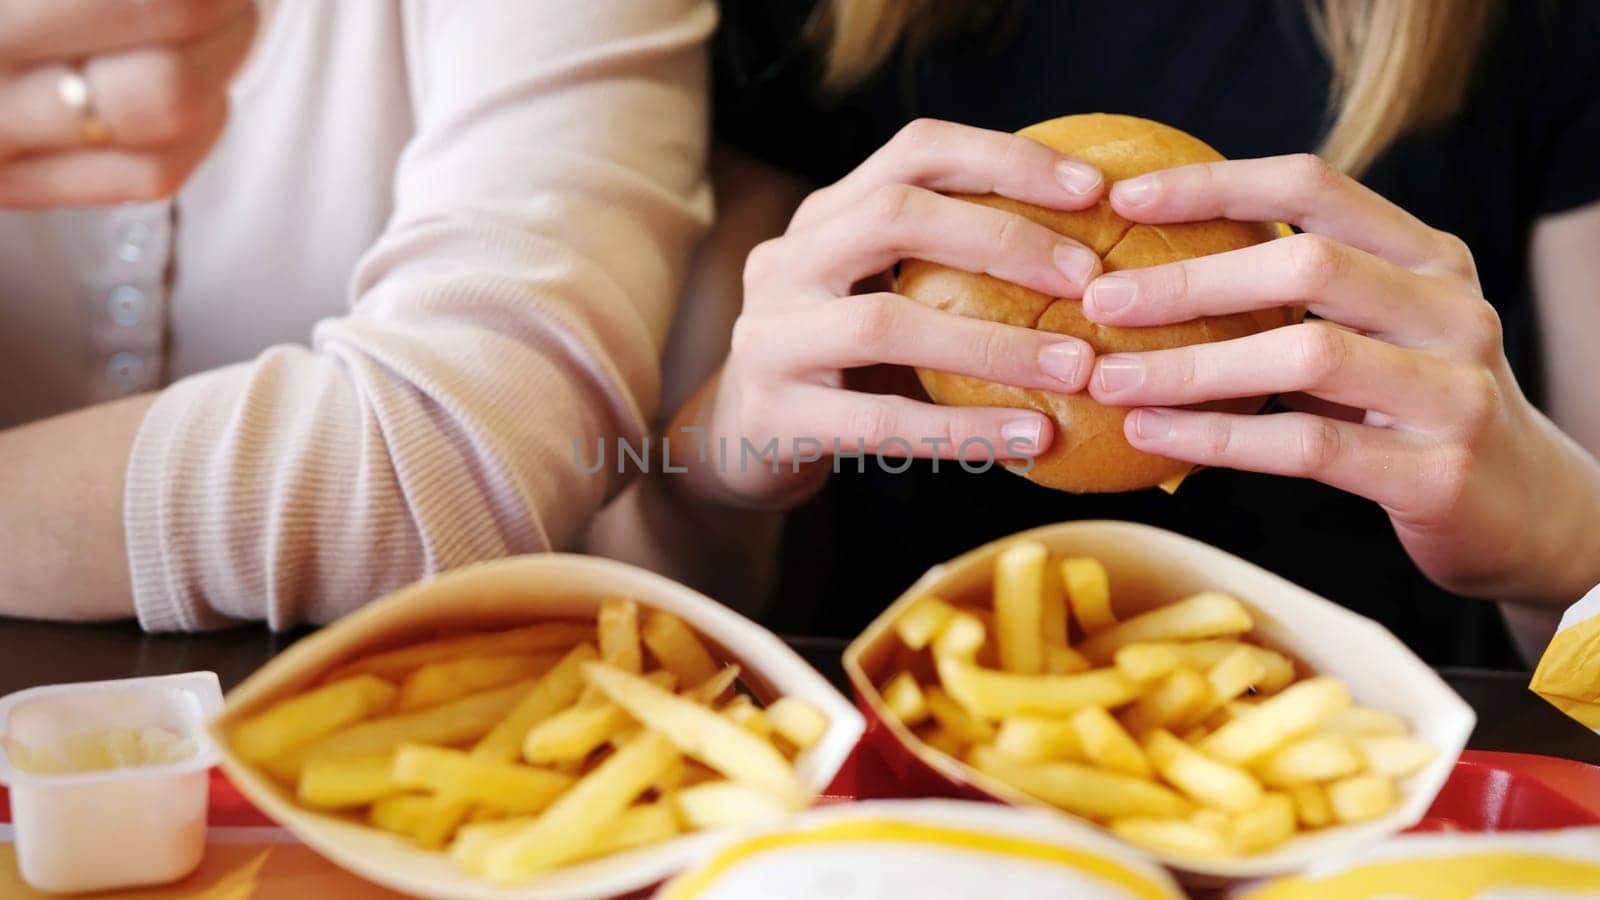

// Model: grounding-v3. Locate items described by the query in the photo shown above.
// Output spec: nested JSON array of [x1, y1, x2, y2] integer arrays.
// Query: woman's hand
[[673, 120, 1110, 508], [0, 0, 256, 208], [1083, 153, 1600, 606]]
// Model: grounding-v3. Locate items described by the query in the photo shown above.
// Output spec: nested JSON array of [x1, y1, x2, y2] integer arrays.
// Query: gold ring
[[57, 68, 110, 147]]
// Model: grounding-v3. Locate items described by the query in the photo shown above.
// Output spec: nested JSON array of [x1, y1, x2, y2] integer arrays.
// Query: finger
[[87, 7, 255, 146], [1107, 154, 1475, 277], [0, 11, 251, 154], [1083, 232, 1469, 347], [0, 103, 225, 208], [750, 293, 1095, 391], [770, 185, 1101, 298], [1123, 407, 1426, 511], [791, 118, 1104, 231], [1090, 323, 1478, 426], [0, 0, 255, 66], [779, 385, 1053, 462]]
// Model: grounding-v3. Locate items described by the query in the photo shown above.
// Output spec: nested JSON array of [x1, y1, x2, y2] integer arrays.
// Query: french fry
[[326, 622, 594, 683], [370, 794, 472, 848], [295, 679, 535, 772], [765, 697, 828, 750], [1109, 818, 1226, 858], [720, 694, 773, 739], [1353, 736, 1436, 778], [393, 744, 573, 814], [937, 658, 1140, 719], [394, 654, 558, 713], [1326, 773, 1398, 824], [297, 753, 403, 808], [1320, 706, 1410, 738], [1119, 668, 1211, 736], [453, 801, 681, 873], [1254, 733, 1362, 787], [1287, 783, 1332, 828], [231, 675, 397, 763], [1062, 557, 1116, 634], [994, 541, 1048, 673], [1069, 706, 1150, 779], [582, 663, 806, 807], [478, 732, 680, 882], [1199, 677, 1351, 764], [522, 670, 676, 764], [1039, 554, 1069, 649], [673, 780, 794, 829], [686, 665, 740, 705], [925, 685, 996, 743], [1198, 648, 1267, 716], [580, 802, 681, 860], [1114, 643, 1184, 683], [895, 595, 958, 651], [994, 716, 1080, 763], [470, 643, 598, 762], [915, 724, 968, 759], [1078, 592, 1253, 663], [598, 598, 643, 674], [1227, 792, 1296, 854], [641, 611, 720, 688], [969, 744, 1189, 820], [1144, 729, 1263, 812], [882, 671, 929, 726], [1178, 725, 1210, 744], [1044, 644, 1091, 675], [450, 817, 530, 873], [931, 609, 987, 661]]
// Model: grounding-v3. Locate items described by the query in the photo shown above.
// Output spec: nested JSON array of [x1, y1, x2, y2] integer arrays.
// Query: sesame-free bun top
[[897, 113, 1297, 493]]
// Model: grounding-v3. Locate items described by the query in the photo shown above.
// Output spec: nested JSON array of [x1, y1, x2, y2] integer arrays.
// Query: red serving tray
[[3, 748, 1596, 832]]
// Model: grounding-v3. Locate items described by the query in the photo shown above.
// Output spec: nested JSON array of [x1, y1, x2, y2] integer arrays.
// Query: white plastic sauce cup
[[0, 671, 223, 894]]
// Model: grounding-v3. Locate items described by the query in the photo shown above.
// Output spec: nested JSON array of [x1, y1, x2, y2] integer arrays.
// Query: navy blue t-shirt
[[713, 0, 1600, 666]]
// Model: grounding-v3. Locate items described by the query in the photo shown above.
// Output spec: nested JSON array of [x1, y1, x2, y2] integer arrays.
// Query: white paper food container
[[0, 671, 224, 893], [656, 798, 1184, 899], [844, 520, 1476, 885], [212, 553, 865, 900]]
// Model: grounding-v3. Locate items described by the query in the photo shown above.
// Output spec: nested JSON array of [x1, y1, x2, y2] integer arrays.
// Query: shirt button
[[108, 285, 146, 327], [106, 352, 148, 393], [116, 221, 151, 263]]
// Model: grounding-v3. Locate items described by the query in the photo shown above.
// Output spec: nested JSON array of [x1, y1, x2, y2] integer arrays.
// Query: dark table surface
[[1, 618, 1597, 766]]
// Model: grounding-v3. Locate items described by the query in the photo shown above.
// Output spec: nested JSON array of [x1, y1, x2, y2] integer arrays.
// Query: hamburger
[[897, 113, 1299, 493]]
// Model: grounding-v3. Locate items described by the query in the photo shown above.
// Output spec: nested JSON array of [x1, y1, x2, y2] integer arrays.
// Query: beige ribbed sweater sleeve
[[123, 0, 714, 630]]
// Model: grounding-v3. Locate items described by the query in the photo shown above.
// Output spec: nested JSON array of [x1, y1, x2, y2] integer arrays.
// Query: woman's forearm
[[0, 394, 151, 620]]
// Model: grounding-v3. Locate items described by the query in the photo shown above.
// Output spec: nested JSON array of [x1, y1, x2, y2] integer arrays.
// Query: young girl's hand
[[1085, 153, 1600, 603], [678, 120, 1108, 507]]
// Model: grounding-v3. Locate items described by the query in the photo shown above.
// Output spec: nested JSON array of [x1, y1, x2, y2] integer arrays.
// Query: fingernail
[[1055, 159, 1103, 195], [1000, 418, 1044, 455], [1097, 356, 1145, 393], [1087, 275, 1136, 314], [1053, 244, 1099, 286], [1114, 175, 1159, 207], [1132, 408, 1174, 441], [1038, 342, 1084, 386]]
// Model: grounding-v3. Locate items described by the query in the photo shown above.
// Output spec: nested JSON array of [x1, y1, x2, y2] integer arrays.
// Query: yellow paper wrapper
[[1236, 827, 1600, 899], [1530, 585, 1600, 730]]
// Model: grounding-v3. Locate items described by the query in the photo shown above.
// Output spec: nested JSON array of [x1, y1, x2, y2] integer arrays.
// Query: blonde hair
[[813, 0, 1496, 175]]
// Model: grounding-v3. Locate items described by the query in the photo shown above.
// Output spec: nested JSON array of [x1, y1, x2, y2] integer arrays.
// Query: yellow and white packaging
[[1532, 583, 1600, 730], [1237, 827, 1600, 898], [846, 521, 1476, 885], [656, 799, 1183, 900], [212, 553, 865, 900]]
